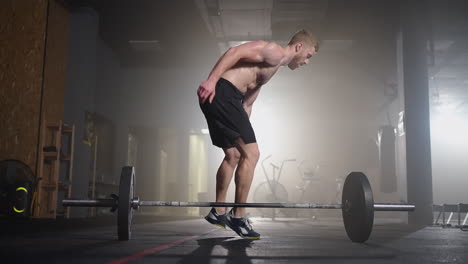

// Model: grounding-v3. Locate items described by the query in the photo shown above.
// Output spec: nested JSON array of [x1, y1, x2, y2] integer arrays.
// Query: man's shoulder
[[261, 42, 285, 64], [251, 40, 281, 48], [242, 41, 284, 56]]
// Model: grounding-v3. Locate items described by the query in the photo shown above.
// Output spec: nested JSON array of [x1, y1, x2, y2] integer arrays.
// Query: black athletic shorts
[[199, 78, 257, 148]]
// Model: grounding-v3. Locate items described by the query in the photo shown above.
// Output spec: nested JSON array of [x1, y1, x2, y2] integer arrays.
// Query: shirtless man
[[198, 30, 319, 239]]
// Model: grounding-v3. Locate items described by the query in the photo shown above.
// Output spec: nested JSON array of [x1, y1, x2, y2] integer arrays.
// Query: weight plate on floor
[[341, 172, 374, 243], [118, 166, 135, 241]]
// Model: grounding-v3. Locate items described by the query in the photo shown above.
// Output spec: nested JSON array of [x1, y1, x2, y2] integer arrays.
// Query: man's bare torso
[[221, 61, 282, 95]]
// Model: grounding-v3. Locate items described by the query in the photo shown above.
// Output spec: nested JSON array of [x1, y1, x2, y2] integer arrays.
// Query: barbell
[[63, 166, 415, 243]]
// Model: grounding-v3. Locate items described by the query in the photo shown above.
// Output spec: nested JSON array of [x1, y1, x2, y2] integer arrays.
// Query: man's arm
[[198, 41, 283, 104], [243, 87, 262, 118]]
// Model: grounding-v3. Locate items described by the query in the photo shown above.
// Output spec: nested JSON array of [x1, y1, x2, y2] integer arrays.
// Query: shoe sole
[[205, 216, 229, 230], [225, 220, 260, 240]]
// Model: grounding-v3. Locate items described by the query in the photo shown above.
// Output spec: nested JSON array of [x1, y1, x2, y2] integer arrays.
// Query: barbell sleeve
[[373, 203, 415, 212], [63, 199, 116, 207]]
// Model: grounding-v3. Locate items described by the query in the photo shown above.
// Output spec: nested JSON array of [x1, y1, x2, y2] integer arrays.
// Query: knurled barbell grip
[[137, 201, 342, 208]]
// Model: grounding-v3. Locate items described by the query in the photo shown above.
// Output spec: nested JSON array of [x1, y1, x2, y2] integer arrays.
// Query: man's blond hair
[[288, 29, 319, 52]]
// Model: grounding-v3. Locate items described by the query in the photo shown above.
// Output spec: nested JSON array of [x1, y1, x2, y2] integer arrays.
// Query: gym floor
[[2, 215, 466, 264]]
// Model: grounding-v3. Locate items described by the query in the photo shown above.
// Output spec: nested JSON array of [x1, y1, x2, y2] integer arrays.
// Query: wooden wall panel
[[0, 0, 69, 175], [0, 0, 48, 172], [43, 0, 69, 124]]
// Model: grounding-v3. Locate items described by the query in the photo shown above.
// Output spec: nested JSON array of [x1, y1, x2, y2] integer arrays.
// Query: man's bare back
[[198, 40, 317, 108], [221, 41, 284, 95]]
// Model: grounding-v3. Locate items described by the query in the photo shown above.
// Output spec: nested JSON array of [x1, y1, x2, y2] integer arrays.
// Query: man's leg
[[214, 147, 241, 214], [233, 138, 260, 217]]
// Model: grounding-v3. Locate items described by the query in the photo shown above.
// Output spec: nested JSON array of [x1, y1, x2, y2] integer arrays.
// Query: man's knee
[[233, 138, 260, 165], [224, 148, 241, 166], [242, 146, 260, 165]]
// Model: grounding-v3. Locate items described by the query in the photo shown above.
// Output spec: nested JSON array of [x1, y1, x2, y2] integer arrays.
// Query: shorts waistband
[[218, 78, 244, 99]]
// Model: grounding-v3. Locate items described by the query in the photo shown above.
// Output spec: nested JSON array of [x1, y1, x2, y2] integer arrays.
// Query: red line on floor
[[106, 230, 215, 264]]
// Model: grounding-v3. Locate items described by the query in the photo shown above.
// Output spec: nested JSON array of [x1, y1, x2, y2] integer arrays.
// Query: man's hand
[[197, 79, 216, 104]]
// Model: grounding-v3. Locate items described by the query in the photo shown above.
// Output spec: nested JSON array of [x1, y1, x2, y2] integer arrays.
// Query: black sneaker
[[205, 208, 228, 230], [226, 209, 261, 239]]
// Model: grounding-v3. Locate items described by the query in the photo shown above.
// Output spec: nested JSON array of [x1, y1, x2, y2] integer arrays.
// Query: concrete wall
[[64, 7, 98, 217]]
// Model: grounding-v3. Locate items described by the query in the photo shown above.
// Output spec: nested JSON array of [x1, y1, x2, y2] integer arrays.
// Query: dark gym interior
[[1, 0, 467, 263]]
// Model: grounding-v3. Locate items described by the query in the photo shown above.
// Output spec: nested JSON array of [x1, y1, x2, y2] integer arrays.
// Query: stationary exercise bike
[[253, 155, 296, 219]]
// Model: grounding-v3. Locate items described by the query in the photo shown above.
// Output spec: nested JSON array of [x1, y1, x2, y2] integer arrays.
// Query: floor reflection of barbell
[[63, 166, 415, 243]]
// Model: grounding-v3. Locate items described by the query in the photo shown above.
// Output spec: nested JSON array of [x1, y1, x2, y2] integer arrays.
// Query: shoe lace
[[229, 210, 253, 230]]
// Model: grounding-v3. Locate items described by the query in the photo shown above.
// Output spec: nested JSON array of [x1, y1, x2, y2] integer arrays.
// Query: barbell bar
[[62, 200, 414, 211], [62, 166, 415, 243]]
